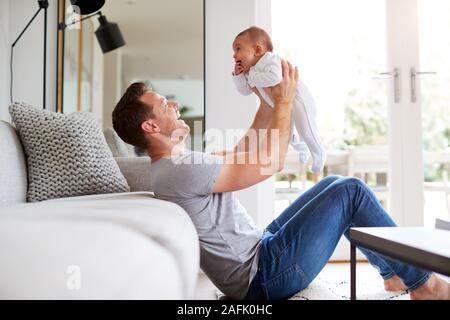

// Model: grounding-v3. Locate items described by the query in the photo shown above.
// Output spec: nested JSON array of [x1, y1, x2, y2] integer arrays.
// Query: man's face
[[139, 91, 190, 143]]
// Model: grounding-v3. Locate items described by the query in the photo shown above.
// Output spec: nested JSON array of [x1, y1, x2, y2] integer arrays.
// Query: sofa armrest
[[114, 157, 153, 192], [0, 218, 184, 299], [2, 195, 200, 299]]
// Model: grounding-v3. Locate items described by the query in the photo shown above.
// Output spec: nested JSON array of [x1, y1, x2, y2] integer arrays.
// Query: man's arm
[[212, 60, 298, 193]]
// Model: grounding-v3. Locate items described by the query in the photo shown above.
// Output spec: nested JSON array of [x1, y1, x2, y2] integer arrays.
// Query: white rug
[[216, 263, 410, 300], [289, 277, 409, 300], [289, 263, 409, 300]]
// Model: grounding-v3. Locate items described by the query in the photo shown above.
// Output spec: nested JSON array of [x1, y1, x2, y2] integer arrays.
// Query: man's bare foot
[[410, 274, 450, 300], [384, 275, 406, 292]]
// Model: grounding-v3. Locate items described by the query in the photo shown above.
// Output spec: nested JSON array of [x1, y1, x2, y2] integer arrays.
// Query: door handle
[[410, 68, 437, 103], [377, 68, 401, 103]]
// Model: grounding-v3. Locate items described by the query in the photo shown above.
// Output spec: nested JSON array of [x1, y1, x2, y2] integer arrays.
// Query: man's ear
[[141, 120, 160, 134]]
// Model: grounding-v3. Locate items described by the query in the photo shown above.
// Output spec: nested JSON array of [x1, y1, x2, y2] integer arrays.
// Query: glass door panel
[[417, 0, 450, 226], [272, 0, 390, 217]]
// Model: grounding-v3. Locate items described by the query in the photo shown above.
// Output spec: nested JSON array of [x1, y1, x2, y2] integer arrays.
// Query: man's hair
[[235, 26, 273, 52], [112, 82, 155, 149]]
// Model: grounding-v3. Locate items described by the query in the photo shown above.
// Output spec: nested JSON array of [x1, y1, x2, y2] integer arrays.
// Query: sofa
[[0, 120, 200, 299]]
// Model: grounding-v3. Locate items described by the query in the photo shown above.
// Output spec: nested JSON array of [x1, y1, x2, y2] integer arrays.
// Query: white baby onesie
[[232, 52, 326, 173]]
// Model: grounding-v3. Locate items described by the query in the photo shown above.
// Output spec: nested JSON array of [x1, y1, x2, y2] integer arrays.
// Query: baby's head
[[233, 26, 273, 72]]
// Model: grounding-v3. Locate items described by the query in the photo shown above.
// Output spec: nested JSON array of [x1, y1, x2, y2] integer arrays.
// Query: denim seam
[[347, 222, 396, 277], [406, 272, 432, 292], [352, 184, 400, 277], [353, 187, 433, 288], [381, 271, 395, 280], [261, 264, 305, 300]]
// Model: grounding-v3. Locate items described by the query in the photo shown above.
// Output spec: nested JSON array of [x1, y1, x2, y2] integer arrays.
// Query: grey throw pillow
[[103, 127, 134, 157], [9, 102, 130, 202]]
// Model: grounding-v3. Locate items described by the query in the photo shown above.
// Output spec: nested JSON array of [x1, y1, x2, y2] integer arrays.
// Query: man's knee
[[321, 174, 343, 183], [337, 176, 366, 188]]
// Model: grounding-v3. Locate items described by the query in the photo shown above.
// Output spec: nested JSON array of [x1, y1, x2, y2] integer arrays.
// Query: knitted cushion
[[9, 103, 130, 202]]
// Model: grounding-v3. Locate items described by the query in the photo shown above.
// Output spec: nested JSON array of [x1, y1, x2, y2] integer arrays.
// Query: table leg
[[350, 242, 356, 300]]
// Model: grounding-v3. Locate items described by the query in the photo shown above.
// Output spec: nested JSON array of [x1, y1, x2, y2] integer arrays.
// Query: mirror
[[57, 0, 205, 154]]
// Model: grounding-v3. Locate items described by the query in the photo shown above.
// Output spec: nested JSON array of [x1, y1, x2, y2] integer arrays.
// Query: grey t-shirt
[[149, 151, 263, 299]]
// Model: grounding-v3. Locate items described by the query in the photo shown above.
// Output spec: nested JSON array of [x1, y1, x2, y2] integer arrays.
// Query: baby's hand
[[234, 63, 244, 76]]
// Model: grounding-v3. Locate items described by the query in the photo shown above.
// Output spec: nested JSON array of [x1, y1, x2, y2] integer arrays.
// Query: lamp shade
[[70, 0, 105, 15], [95, 15, 126, 54]]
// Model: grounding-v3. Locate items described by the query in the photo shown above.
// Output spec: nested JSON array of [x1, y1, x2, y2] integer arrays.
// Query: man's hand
[[234, 62, 245, 76], [264, 59, 298, 105]]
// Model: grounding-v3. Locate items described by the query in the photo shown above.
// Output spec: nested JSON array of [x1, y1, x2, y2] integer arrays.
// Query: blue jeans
[[245, 175, 431, 300]]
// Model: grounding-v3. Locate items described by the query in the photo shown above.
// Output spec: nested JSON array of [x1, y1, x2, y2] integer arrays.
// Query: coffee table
[[349, 227, 450, 300]]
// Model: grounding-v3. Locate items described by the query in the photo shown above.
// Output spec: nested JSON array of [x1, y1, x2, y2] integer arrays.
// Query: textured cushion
[[9, 103, 130, 202]]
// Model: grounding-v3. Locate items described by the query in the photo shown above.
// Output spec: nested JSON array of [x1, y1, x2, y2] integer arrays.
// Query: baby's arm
[[232, 73, 253, 96], [247, 54, 282, 88]]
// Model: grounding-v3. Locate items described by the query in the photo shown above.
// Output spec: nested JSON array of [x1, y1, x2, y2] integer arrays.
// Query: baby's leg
[[293, 80, 326, 173], [290, 126, 310, 163], [258, 87, 311, 163]]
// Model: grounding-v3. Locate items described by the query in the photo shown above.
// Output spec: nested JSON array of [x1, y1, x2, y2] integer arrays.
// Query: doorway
[[271, 0, 450, 259]]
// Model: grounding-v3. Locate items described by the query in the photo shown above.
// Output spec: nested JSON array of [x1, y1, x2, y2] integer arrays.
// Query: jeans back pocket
[[261, 263, 305, 300]]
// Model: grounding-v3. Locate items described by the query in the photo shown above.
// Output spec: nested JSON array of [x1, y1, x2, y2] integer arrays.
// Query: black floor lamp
[[57, 0, 125, 113], [10, 0, 125, 111], [58, 10, 126, 54]]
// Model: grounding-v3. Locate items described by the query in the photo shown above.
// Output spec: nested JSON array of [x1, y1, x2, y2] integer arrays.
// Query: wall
[[0, 0, 10, 121], [8, 0, 57, 113], [0, 0, 57, 121], [205, 0, 274, 226], [147, 79, 204, 117], [102, 49, 123, 129], [90, 34, 104, 124]]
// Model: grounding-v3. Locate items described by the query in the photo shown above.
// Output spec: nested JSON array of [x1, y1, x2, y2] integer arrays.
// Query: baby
[[232, 26, 326, 173]]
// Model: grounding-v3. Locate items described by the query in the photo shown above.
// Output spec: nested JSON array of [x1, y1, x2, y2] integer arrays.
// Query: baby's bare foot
[[384, 275, 406, 292], [410, 274, 450, 300]]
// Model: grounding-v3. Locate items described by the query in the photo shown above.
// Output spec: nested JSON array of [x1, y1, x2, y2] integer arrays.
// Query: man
[[112, 61, 449, 300]]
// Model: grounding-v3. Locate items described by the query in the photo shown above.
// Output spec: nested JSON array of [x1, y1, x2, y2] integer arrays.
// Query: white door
[[272, 0, 442, 259], [386, 0, 423, 227]]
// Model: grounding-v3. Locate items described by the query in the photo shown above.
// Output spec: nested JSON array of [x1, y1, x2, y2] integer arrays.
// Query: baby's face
[[232, 34, 261, 72]]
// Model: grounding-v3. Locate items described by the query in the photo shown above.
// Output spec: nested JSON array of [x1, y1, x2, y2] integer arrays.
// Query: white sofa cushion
[[0, 121, 27, 205], [0, 219, 182, 299], [0, 192, 199, 299]]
